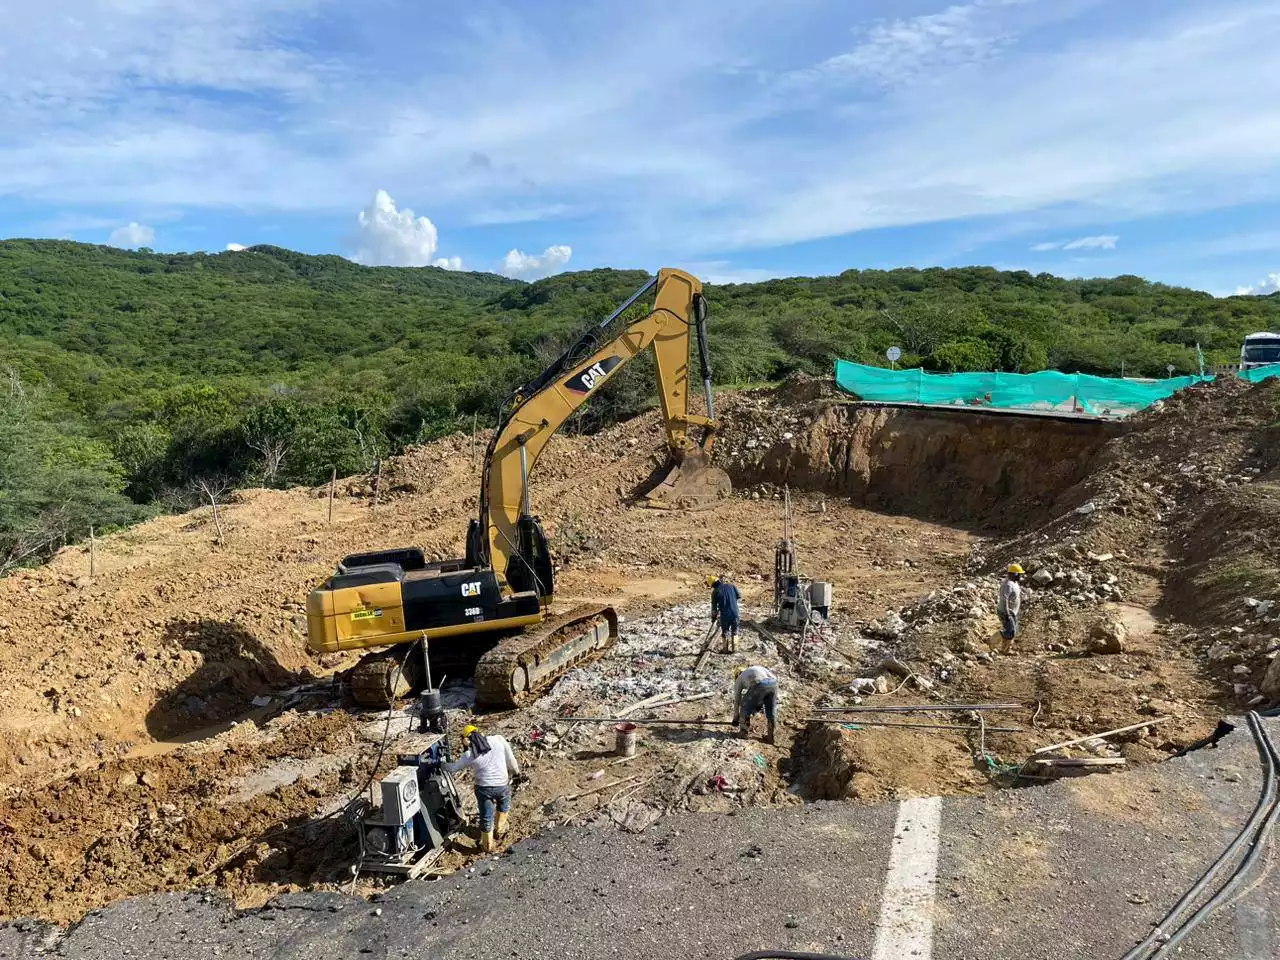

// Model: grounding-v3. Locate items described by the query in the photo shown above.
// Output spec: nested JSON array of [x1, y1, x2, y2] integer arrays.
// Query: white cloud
[[1062, 234, 1119, 251], [349, 189, 463, 268], [500, 245, 572, 280], [809, 1, 1016, 88], [226, 242, 248, 251], [107, 222, 155, 248], [1032, 234, 1119, 252], [1235, 272, 1280, 296]]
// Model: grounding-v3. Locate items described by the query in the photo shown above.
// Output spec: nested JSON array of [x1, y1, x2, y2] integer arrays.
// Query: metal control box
[[380, 766, 422, 826], [809, 581, 832, 610]]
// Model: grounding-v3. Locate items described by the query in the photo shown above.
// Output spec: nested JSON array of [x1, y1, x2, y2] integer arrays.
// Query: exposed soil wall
[[792, 722, 987, 803], [720, 400, 1121, 529]]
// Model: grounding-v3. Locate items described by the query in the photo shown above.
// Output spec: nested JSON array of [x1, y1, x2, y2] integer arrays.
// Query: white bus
[[1240, 332, 1280, 370]]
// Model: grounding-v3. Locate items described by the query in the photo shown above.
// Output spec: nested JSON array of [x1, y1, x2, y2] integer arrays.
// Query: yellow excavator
[[306, 268, 731, 709]]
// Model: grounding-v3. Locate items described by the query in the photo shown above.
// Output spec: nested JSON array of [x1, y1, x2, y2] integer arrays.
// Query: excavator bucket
[[641, 450, 732, 510]]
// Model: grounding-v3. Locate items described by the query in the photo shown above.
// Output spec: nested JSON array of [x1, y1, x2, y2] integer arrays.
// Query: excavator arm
[[470, 268, 730, 594]]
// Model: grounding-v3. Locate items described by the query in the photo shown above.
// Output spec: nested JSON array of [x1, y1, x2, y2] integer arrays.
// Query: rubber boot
[[495, 811, 510, 840], [480, 830, 494, 853]]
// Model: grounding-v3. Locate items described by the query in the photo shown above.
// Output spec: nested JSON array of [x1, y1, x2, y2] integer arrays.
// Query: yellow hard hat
[[1007, 563, 1025, 575], [463, 724, 479, 738], [706, 574, 718, 587]]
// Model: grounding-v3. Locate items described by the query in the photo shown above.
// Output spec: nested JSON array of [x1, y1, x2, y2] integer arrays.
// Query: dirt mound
[[985, 376, 1280, 704], [0, 712, 362, 924]]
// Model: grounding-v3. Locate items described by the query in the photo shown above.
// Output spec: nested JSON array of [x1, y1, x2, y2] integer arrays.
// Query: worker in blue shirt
[[708, 573, 741, 653]]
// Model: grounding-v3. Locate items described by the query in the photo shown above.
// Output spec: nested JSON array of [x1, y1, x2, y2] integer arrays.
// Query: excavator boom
[[474, 267, 729, 588]]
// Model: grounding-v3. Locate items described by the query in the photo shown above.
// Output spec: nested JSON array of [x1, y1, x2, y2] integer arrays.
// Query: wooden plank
[[693, 622, 720, 674], [1032, 716, 1172, 756], [564, 775, 638, 802], [613, 692, 676, 718]]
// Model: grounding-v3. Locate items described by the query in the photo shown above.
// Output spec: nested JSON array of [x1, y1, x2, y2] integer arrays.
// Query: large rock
[[1088, 617, 1127, 654], [1262, 657, 1280, 700], [868, 611, 907, 640], [1032, 569, 1054, 587]]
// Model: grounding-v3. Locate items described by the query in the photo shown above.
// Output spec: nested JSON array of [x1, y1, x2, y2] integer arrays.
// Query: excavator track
[[474, 604, 619, 709], [348, 649, 413, 708]]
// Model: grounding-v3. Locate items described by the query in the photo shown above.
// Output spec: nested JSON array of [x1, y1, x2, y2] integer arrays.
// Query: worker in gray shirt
[[447, 724, 521, 852], [733, 664, 779, 744], [995, 563, 1024, 653]]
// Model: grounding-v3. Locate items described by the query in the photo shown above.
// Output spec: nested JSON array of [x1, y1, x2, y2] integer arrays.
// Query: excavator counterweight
[[306, 268, 729, 708]]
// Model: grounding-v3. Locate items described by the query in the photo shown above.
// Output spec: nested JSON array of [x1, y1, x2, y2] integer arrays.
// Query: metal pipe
[[559, 717, 736, 726], [694, 294, 715, 419], [518, 439, 531, 516], [597, 275, 658, 331], [814, 703, 1022, 714], [804, 718, 1024, 733]]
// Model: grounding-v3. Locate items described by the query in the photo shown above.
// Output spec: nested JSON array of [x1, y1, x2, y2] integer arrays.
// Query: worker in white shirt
[[995, 563, 1024, 653], [732, 665, 779, 744], [446, 724, 521, 852]]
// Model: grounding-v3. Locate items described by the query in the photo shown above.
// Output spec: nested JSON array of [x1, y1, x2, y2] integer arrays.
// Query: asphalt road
[[2, 719, 1276, 960]]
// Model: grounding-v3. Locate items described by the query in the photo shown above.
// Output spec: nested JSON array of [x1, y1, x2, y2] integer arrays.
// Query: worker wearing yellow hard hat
[[708, 573, 741, 653], [995, 562, 1024, 653], [445, 723, 521, 852]]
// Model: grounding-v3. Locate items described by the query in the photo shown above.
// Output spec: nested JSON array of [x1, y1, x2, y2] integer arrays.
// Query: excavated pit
[[718, 399, 1123, 529]]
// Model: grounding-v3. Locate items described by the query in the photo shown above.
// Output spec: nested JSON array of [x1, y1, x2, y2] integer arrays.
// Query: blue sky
[[3, 0, 1280, 294]]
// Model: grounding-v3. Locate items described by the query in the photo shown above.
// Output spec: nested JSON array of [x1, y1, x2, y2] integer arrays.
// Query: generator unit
[[353, 737, 464, 877], [777, 574, 833, 629], [773, 486, 833, 631]]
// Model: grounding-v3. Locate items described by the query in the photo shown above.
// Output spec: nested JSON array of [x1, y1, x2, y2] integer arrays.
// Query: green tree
[[0, 390, 146, 573], [923, 339, 999, 372]]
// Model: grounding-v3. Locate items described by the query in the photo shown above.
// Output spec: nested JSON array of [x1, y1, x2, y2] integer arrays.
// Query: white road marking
[[872, 796, 943, 960]]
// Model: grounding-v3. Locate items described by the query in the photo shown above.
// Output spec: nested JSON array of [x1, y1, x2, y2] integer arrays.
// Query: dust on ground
[[2, 376, 1279, 924]]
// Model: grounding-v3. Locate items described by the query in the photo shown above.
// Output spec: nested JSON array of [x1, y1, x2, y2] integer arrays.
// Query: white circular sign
[[1166, 364, 1176, 376], [886, 346, 902, 362]]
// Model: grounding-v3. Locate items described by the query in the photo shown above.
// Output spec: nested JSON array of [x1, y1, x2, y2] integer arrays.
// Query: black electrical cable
[[1146, 713, 1279, 957], [336, 648, 413, 823], [1120, 711, 1278, 959], [734, 953, 861, 960]]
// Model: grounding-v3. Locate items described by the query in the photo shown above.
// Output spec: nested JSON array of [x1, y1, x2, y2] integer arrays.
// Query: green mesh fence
[[1238, 363, 1280, 383], [833, 360, 1280, 417]]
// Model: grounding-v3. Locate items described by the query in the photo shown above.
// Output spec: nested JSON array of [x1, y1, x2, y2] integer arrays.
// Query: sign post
[[886, 346, 902, 370]]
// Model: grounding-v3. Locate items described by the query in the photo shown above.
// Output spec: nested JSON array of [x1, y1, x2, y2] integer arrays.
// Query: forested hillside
[[3, 238, 1279, 570]]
